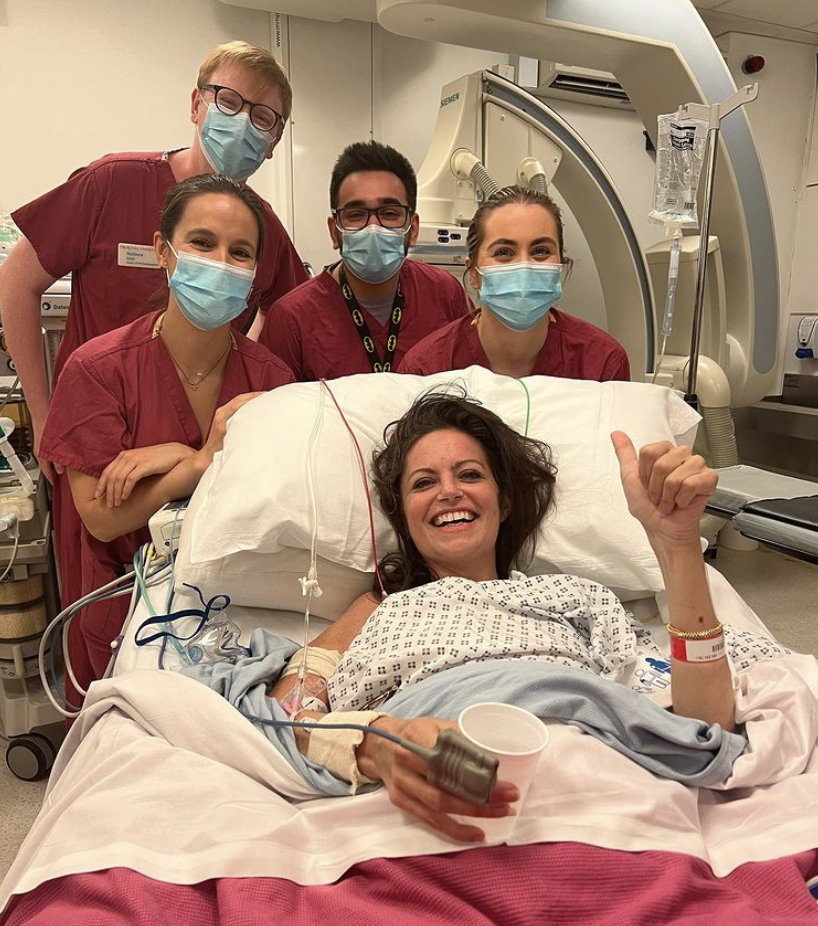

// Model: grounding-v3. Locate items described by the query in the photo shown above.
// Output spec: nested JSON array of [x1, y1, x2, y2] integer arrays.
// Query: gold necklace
[[155, 315, 232, 391]]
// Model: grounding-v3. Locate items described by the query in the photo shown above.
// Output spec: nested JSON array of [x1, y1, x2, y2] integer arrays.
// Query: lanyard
[[338, 265, 405, 373]]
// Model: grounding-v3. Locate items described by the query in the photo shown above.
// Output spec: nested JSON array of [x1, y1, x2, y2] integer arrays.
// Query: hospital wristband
[[670, 633, 725, 663], [281, 646, 342, 680], [307, 710, 387, 794]]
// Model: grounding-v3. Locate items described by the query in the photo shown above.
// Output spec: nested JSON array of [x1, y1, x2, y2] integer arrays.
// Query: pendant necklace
[[154, 313, 232, 391]]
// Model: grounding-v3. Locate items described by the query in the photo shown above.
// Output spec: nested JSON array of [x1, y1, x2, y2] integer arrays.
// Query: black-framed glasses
[[200, 84, 283, 134], [333, 204, 413, 231]]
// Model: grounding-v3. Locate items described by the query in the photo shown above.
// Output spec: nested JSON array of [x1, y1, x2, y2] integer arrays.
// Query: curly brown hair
[[371, 390, 557, 595]]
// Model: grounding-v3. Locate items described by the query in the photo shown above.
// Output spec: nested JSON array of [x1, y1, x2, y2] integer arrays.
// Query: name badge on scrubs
[[118, 243, 160, 269]]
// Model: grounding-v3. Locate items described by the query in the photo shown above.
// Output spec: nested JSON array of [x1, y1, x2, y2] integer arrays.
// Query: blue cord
[[132, 546, 188, 663], [47, 546, 172, 709]]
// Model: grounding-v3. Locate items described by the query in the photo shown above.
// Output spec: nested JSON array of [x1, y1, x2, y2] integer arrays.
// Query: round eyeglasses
[[333, 205, 413, 231], [200, 84, 283, 134]]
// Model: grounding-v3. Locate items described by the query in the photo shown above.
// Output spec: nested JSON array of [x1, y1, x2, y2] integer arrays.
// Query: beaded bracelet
[[666, 622, 723, 640]]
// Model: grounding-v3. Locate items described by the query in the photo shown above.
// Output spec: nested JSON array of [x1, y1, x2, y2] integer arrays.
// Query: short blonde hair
[[198, 41, 293, 121]]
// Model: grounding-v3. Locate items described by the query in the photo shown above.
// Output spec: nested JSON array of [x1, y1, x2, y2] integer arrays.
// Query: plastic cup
[[456, 701, 549, 841]]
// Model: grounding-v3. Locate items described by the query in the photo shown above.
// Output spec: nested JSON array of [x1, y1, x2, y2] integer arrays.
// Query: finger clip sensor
[[407, 728, 499, 805]]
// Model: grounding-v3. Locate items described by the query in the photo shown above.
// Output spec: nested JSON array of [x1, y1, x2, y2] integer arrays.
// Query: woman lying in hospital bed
[[4, 372, 818, 924], [270, 391, 739, 840]]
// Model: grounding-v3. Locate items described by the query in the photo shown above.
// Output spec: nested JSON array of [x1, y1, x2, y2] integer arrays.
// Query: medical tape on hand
[[307, 710, 387, 794], [670, 633, 725, 663], [280, 646, 342, 680]]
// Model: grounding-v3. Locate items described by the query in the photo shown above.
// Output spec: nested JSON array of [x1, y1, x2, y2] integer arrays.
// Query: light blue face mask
[[199, 104, 271, 181], [477, 262, 563, 332], [340, 224, 408, 284], [166, 243, 255, 330]]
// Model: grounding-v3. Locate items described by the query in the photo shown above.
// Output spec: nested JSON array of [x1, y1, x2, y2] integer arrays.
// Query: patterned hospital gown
[[327, 573, 791, 712]]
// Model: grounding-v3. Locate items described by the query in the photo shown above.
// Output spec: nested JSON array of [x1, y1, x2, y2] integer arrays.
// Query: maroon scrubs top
[[38, 312, 294, 700], [257, 260, 471, 381], [14, 150, 307, 613], [399, 309, 631, 381]]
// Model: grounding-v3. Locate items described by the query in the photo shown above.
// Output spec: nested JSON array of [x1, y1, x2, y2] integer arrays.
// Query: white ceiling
[[691, 0, 818, 33], [221, 0, 818, 38]]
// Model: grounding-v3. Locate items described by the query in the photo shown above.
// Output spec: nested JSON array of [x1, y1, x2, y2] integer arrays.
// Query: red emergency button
[[742, 55, 765, 74]]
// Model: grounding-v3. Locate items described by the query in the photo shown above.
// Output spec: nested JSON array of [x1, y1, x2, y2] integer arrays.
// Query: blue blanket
[[180, 628, 747, 795]]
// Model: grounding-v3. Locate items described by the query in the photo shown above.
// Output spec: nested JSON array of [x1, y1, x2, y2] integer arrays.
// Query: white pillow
[[175, 367, 700, 618]]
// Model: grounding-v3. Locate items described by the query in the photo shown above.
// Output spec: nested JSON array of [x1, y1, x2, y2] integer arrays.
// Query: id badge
[[117, 243, 160, 269]]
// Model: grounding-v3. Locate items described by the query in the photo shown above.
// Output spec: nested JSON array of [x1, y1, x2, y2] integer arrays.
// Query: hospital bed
[[4, 1, 817, 914], [2, 369, 818, 924]]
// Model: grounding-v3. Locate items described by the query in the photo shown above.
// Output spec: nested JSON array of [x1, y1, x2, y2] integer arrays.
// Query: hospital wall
[[719, 32, 817, 387], [1, 1, 816, 395], [280, 18, 514, 272], [279, 15, 817, 381], [0, 0, 279, 212], [279, 16, 657, 334]]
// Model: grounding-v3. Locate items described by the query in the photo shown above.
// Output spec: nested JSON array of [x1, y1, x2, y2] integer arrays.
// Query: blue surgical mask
[[199, 104, 271, 181], [477, 262, 563, 332], [340, 225, 408, 284], [166, 243, 255, 330]]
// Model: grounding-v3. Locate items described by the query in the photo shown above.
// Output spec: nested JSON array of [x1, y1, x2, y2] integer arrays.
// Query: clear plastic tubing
[[663, 236, 682, 338]]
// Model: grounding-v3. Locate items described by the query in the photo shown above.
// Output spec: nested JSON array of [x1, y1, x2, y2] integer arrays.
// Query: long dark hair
[[371, 390, 557, 595]]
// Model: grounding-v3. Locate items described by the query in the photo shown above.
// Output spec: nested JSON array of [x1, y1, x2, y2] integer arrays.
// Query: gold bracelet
[[666, 622, 723, 640]]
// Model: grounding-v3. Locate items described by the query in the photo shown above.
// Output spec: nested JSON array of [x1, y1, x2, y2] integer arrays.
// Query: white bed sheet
[[2, 567, 816, 913]]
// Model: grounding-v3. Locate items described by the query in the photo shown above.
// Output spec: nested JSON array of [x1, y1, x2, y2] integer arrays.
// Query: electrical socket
[[0, 494, 35, 524]]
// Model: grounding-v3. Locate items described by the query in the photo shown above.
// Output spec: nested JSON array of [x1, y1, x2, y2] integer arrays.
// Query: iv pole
[[679, 83, 758, 410]]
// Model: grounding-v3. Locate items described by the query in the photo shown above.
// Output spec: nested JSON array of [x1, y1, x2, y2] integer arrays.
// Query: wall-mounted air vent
[[537, 62, 632, 109]]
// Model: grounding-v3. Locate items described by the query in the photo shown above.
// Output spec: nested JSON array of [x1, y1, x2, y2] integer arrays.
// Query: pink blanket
[[5, 843, 818, 925]]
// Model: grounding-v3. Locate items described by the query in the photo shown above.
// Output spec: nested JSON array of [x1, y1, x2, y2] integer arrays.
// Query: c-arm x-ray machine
[[234, 0, 781, 410], [383, 0, 778, 414], [224, 0, 818, 561], [410, 67, 656, 381]]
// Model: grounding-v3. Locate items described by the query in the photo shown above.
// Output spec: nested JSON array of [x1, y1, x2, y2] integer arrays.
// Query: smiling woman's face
[[399, 428, 504, 582]]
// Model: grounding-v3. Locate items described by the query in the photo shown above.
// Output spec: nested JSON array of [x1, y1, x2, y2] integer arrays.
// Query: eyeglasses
[[200, 84, 283, 134], [333, 204, 413, 231]]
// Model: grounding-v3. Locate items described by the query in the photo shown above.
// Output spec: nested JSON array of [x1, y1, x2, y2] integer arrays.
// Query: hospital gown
[[327, 574, 791, 712], [38, 311, 295, 703]]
